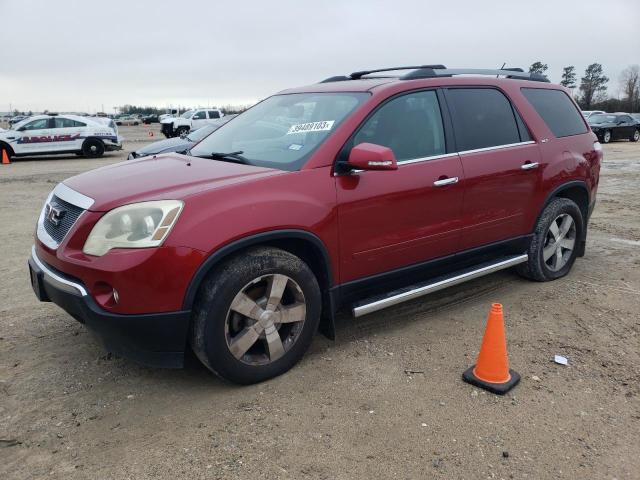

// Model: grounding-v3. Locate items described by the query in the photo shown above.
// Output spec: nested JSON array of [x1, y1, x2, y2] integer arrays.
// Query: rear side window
[[208, 110, 220, 119], [446, 88, 521, 151], [521, 88, 587, 138]]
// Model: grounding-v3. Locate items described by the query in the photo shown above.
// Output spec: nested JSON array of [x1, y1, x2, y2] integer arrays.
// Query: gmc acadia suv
[[28, 65, 601, 384]]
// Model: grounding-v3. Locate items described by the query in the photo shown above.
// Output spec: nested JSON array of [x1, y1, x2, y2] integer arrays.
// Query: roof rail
[[400, 68, 550, 82], [319, 66, 549, 83]]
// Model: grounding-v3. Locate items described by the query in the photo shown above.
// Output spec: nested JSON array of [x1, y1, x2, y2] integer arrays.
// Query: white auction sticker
[[287, 120, 335, 135]]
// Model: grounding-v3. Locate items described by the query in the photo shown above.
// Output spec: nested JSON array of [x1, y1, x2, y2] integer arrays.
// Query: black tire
[[602, 130, 612, 143], [133, 122, 139, 126], [82, 139, 105, 158], [630, 129, 640, 142], [190, 247, 321, 384], [175, 126, 189, 137], [517, 198, 584, 282]]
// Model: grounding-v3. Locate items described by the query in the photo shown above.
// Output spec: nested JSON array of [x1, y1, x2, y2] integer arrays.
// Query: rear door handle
[[521, 162, 539, 170], [433, 176, 459, 187]]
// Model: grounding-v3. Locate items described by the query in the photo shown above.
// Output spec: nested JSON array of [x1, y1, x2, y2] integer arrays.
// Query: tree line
[[529, 61, 640, 112]]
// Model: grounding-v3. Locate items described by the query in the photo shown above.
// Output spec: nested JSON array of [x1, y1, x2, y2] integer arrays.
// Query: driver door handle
[[521, 162, 539, 170], [433, 176, 459, 187]]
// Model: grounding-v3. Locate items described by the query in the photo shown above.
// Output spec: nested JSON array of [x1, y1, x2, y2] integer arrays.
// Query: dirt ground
[[1, 124, 639, 479]]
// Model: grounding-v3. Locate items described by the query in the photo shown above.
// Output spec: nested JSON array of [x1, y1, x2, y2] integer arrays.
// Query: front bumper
[[28, 246, 191, 368]]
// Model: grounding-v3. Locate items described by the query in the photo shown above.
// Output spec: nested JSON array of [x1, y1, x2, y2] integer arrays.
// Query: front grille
[[161, 123, 173, 136], [42, 195, 85, 244]]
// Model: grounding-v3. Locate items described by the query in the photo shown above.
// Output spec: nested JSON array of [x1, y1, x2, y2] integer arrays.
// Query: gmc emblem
[[45, 202, 66, 226]]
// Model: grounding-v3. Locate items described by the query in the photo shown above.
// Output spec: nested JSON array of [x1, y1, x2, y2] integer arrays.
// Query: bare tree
[[619, 65, 640, 112]]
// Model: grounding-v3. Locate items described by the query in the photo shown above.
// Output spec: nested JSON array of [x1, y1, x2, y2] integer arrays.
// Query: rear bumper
[[28, 246, 191, 368]]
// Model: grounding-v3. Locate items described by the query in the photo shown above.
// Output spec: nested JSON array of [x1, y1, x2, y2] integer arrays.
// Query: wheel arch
[[183, 229, 336, 339], [0, 141, 15, 156], [537, 180, 590, 256]]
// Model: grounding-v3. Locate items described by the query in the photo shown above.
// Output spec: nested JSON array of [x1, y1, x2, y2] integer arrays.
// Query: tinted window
[[193, 111, 206, 119], [521, 88, 587, 138], [22, 118, 50, 130], [620, 115, 633, 123], [208, 110, 220, 119], [353, 90, 445, 161], [53, 118, 85, 128], [446, 88, 521, 151]]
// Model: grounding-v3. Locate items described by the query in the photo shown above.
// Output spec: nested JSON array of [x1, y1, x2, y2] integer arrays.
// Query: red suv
[[29, 66, 601, 384]]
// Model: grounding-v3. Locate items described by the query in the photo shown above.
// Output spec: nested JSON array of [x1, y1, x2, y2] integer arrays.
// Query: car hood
[[63, 153, 284, 212], [135, 137, 193, 156]]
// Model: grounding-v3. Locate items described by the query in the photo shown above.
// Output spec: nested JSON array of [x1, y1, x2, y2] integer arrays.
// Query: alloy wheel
[[603, 131, 611, 143], [543, 213, 576, 272], [225, 274, 307, 366]]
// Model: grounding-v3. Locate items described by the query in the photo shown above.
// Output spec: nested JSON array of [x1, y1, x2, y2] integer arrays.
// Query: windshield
[[588, 114, 616, 124], [181, 110, 195, 119], [190, 92, 368, 171]]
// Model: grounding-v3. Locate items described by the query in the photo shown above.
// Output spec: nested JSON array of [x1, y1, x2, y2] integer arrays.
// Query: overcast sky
[[1, 0, 638, 113]]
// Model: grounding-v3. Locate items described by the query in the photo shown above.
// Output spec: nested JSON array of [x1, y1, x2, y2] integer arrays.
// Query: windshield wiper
[[203, 151, 249, 164]]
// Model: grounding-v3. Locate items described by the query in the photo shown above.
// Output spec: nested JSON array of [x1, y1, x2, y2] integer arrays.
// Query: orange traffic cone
[[1, 149, 10, 165], [463, 303, 520, 394]]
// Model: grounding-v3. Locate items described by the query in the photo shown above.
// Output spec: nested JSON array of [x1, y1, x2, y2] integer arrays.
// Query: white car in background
[[582, 110, 605, 119], [0, 114, 122, 159], [160, 108, 224, 138]]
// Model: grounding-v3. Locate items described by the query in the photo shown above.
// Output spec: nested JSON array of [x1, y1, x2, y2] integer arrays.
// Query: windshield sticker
[[288, 143, 303, 151], [287, 120, 335, 135]]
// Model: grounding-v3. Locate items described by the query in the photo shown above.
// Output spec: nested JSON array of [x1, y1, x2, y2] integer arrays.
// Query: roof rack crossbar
[[350, 65, 447, 80]]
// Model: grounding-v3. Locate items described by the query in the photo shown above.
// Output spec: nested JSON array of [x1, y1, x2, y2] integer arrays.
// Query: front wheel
[[602, 130, 612, 143], [518, 198, 583, 282], [190, 247, 321, 384], [175, 126, 189, 138], [630, 129, 639, 142]]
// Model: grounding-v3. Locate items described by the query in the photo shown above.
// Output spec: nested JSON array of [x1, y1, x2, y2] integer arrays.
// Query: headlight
[[83, 200, 183, 256]]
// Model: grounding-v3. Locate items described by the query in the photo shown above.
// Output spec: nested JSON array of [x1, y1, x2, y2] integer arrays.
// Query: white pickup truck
[[160, 108, 224, 138]]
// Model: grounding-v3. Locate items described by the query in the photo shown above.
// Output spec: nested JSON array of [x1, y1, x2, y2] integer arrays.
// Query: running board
[[352, 254, 528, 318]]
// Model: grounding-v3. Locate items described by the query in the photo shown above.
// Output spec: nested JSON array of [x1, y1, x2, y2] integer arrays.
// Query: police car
[[0, 113, 122, 159]]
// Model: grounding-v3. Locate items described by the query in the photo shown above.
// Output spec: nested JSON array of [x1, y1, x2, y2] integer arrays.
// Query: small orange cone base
[[463, 303, 520, 395]]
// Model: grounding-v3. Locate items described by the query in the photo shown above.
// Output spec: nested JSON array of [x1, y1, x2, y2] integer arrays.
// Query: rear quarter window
[[521, 88, 587, 138]]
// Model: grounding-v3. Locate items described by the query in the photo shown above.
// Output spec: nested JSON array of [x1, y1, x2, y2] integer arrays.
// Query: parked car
[[581, 110, 605, 118], [128, 115, 236, 159], [160, 108, 224, 138], [115, 116, 140, 126], [0, 113, 122, 159], [142, 114, 160, 124], [28, 65, 601, 384], [9, 115, 29, 126], [587, 113, 640, 143]]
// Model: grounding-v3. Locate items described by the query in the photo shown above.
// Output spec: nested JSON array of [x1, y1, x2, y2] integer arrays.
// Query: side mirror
[[16, 126, 25, 132], [348, 142, 398, 171]]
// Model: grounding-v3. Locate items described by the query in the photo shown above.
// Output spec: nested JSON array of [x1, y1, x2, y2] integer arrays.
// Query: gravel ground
[[1, 125, 639, 479]]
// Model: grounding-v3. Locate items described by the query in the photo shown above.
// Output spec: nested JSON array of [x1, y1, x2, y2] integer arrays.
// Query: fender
[[182, 229, 336, 339]]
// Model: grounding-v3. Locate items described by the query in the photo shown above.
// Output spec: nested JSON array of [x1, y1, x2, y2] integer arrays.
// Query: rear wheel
[[190, 247, 321, 384], [630, 129, 639, 142], [518, 198, 583, 282], [82, 139, 105, 158]]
